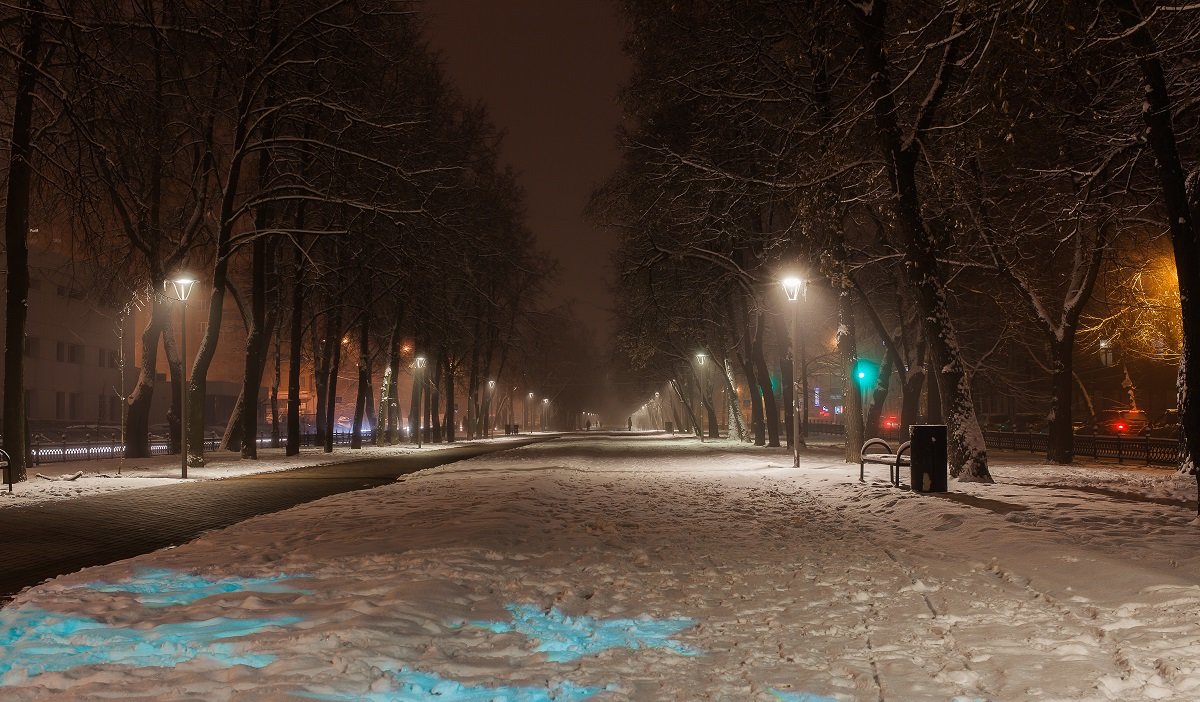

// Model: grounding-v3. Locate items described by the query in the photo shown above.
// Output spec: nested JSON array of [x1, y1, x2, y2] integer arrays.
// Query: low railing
[[805, 421, 1180, 467], [25, 430, 377, 466]]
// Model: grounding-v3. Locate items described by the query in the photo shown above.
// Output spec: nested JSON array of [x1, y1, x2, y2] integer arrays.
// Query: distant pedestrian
[[627, 417, 633, 431], [585, 420, 592, 431]]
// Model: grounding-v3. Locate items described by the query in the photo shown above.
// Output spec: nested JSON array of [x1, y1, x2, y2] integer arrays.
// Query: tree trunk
[[381, 316, 401, 445], [2, 0, 43, 482], [1046, 333, 1075, 464], [313, 304, 336, 450], [836, 283, 864, 462], [723, 357, 748, 442], [351, 314, 370, 449], [1111, 0, 1200, 477], [442, 349, 455, 442], [323, 316, 343, 454], [286, 253, 304, 456], [850, 0, 990, 481], [782, 346, 795, 448], [271, 315, 281, 449], [866, 354, 894, 438], [125, 298, 167, 458], [751, 313, 780, 447], [430, 350, 442, 442], [236, 233, 269, 458]]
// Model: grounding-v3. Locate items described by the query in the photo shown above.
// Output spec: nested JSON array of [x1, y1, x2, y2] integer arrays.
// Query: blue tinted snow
[[471, 603, 698, 662], [300, 668, 607, 702], [0, 606, 300, 683], [83, 567, 310, 606]]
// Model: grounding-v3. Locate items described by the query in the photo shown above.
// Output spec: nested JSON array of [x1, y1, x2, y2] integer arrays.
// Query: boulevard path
[[0, 438, 543, 603], [1, 435, 1199, 699]]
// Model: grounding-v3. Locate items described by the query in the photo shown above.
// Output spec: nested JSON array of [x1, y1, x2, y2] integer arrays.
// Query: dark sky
[[423, 0, 631, 341]]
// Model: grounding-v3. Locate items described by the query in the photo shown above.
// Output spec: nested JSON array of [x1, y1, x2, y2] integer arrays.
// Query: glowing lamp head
[[781, 276, 805, 302], [166, 277, 197, 302], [414, 356, 426, 368], [696, 353, 706, 365]]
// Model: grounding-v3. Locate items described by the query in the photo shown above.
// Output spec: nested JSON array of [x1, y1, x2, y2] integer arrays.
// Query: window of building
[[98, 395, 107, 422], [109, 396, 121, 421], [109, 350, 120, 369], [23, 336, 39, 358], [55, 392, 66, 420], [69, 393, 80, 420], [58, 342, 84, 364]]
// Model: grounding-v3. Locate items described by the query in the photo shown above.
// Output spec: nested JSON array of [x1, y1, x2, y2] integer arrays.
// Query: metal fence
[[805, 421, 1180, 467], [26, 430, 376, 466]]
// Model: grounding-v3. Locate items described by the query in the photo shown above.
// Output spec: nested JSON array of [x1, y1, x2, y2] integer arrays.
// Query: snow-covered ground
[[0, 436, 535, 510], [2, 435, 1199, 700]]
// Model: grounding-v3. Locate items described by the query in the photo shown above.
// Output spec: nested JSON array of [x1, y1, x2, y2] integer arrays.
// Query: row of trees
[[596, 0, 1199, 481], [0, 1, 572, 481]]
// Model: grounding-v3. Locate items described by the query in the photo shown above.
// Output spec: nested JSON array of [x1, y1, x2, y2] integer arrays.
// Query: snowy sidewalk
[[2, 435, 1199, 700]]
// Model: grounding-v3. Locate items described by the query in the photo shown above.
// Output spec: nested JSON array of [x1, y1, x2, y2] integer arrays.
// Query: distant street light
[[164, 277, 197, 478], [781, 275, 807, 467], [542, 397, 550, 431], [415, 356, 426, 448], [487, 380, 496, 438]]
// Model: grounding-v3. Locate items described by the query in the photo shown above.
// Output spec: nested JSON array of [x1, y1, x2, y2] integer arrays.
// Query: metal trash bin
[[909, 424, 948, 492]]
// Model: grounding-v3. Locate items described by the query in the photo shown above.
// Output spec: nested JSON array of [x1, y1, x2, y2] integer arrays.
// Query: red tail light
[[1116, 422, 1127, 432]]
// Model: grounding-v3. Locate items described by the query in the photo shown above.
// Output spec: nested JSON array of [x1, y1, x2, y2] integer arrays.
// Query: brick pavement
[[0, 439, 542, 603]]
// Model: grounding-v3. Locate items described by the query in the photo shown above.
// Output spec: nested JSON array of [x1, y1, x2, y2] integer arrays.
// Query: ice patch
[[769, 690, 838, 701], [0, 606, 301, 684], [300, 668, 606, 701], [82, 567, 310, 607], [470, 603, 698, 662]]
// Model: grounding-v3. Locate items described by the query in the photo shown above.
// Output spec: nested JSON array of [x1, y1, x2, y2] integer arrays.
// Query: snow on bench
[[859, 437, 911, 488]]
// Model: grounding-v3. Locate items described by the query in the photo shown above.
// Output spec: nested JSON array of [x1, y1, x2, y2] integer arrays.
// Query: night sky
[[424, 0, 632, 340]]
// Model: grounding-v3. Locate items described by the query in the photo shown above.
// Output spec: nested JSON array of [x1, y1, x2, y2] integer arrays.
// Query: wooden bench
[[859, 437, 911, 488]]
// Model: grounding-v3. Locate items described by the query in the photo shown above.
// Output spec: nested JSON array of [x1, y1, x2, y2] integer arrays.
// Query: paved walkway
[[0, 439, 542, 603]]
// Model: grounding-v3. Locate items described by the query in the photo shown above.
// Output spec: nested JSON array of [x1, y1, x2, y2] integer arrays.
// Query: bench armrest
[[896, 440, 912, 458], [861, 437, 893, 455]]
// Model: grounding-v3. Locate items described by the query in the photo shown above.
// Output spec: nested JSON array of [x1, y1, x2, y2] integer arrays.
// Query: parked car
[[1149, 409, 1179, 439], [1095, 408, 1150, 436]]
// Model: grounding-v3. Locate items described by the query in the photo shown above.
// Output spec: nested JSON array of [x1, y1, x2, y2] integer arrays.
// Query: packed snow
[[2, 434, 1199, 700]]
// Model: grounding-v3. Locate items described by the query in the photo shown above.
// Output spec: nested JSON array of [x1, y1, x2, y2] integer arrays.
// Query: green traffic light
[[853, 359, 879, 388]]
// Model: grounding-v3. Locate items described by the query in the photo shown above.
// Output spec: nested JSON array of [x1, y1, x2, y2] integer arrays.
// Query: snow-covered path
[[2, 435, 1199, 700]]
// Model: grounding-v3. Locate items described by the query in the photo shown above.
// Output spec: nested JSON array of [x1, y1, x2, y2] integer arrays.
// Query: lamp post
[[165, 277, 197, 477], [542, 397, 550, 431], [782, 275, 807, 467], [486, 380, 496, 439], [415, 356, 426, 448], [527, 392, 535, 434]]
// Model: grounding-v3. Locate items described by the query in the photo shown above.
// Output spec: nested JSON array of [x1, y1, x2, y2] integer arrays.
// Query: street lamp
[[414, 356, 426, 448], [527, 392, 535, 434], [164, 276, 197, 478], [542, 397, 550, 431], [781, 275, 807, 466], [487, 380, 496, 438]]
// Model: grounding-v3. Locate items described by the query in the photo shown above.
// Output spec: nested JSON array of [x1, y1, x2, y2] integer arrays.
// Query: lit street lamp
[[527, 392, 535, 434], [164, 276, 197, 477], [542, 397, 550, 431], [782, 275, 807, 467], [486, 380, 496, 438], [414, 356, 426, 448]]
